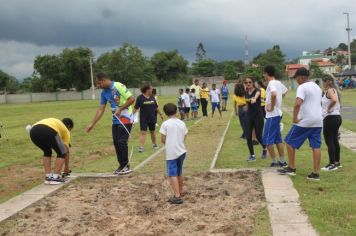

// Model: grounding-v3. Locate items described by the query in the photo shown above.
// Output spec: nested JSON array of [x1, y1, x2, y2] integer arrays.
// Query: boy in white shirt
[[262, 66, 288, 168], [210, 83, 222, 118], [160, 103, 188, 204]]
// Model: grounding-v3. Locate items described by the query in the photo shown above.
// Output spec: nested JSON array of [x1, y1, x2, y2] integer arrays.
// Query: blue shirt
[[221, 85, 229, 98], [100, 81, 133, 125]]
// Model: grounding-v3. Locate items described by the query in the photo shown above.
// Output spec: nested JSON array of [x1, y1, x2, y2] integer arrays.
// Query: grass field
[[216, 92, 356, 236]]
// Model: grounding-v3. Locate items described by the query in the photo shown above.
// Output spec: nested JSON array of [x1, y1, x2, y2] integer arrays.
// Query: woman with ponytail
[[321, 74, 342, 171]]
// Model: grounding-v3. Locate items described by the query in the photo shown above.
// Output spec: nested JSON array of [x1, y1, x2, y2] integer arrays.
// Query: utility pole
[[343, 12, 352, 68], [244, 35, 250, 65], [89, 56, 95, 100]]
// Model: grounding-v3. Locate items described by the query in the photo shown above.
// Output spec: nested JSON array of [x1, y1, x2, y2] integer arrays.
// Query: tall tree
[[223, 64, 238, 80], [191, 59, 216, 77], [0, 69, 20, 93], [95, 43, 154, 87], [252, 45, 286, 79], [151, 50, 188, 82], [337, 43, 348, 51], [196, 42, 207, 62]]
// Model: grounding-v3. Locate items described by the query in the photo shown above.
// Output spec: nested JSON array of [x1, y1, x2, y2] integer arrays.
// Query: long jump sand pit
[[0, 171, 266, 236]]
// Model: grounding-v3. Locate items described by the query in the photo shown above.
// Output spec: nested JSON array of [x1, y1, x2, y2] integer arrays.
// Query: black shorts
[[30, 124, 67, 158], [140, 120, 156, 132], [184, 107, 190, 114]]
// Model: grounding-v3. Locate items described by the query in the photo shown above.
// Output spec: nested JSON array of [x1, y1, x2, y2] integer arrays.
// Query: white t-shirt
[[181, 93, 191, 108], [296, 81, 323, 127], [321, 88, 341, 119], [159, 118, 188, 160], [210, 89, 220, 103], [265, 80, 288, 118]]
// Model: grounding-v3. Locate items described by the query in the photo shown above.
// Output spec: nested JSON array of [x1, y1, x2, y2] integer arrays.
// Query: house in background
[[312, 60, 340, 74], [298, 51, 332, 66], [285, 64, 308, 78]]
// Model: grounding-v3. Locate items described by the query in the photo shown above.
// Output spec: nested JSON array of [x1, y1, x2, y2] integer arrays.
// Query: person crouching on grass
[[160, 103, 188, 205], [29, 118, 73, 185]]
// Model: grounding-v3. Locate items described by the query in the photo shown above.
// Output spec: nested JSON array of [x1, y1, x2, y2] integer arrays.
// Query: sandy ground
[[0, 171, 265, 236]]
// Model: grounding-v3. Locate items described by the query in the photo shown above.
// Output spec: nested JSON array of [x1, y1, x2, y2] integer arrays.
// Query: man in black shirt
[[134, 84, 163, 152]]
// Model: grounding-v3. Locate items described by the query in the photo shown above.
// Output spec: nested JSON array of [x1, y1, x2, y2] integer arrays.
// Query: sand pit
[[0, 171, 266, 236]]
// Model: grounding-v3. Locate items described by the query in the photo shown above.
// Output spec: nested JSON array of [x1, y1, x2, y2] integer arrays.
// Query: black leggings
[[112, 124, 132, 168], [246, 115, 265, 155], [201, 98, 208, 116], [323, 115, 342, 164]]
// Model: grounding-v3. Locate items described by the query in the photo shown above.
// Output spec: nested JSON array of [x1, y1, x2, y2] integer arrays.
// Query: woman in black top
[[134, 84, 163, 153], [244, 77, 267, 162]]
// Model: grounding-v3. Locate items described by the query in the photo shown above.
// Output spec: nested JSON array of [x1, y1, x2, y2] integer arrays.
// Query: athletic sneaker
[[321, 164, 338, 171], [48, 176, 65, 185], [138, 147, 144, 153], [113, 166, 124, 175], [335, 162, 342, 168], [246, 155, 256, 162], [278, 167, 296, 176], [307, 172, 320, 181], [44, 177, 52, 185], [153, 144, 159, 149], [261, 149, 267, 159], [168, 196, 183, 205], [278, 161, 288, 168], [62, 170, 71, 178], [118, 166, 132, 175], [270, 162, 279, 167]]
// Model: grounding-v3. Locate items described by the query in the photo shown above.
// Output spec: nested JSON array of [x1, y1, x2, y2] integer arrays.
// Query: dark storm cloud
[[0, 0, 355, 78]]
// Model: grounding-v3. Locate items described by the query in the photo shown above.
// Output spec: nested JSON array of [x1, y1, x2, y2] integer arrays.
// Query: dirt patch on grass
[[0, 171, 265, 236]]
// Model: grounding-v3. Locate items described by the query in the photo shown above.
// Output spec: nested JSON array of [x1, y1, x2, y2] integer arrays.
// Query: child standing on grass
[[190, 88, 199, 119], [160, 103, 188, 205], [210, 83, 222, 118], [178, 89, 185, 120]]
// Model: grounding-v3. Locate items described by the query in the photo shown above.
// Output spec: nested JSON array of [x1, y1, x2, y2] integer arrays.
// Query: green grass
[[340, 89, 356, 107], [216, 105, 356, 235]]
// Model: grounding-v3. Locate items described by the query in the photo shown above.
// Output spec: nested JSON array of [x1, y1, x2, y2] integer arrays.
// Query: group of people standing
[[178, 79, 230, 120], [233, 66, 342, 180]]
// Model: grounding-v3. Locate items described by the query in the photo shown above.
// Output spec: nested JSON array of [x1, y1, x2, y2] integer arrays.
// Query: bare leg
[[252, 129, 257, 142], [286, 144, 296, 169], [218, 108, 222, 117], [150, 130, 156, 145], [277, 143, 285, 158], [312, 148, 321, 174], [178, 175, 184, 196], [267, 145, 276, 160], [169, 177, 181, 198], [139, 131, 146, 148], [63, 152, 70, 173], [53, 158, 65, 175], [43, 157, 52, 174]]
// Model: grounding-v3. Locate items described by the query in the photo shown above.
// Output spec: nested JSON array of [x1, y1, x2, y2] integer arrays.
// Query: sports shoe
[[138, 147, 144, 153], [322, 164, 338, 171], [168, 196, 183, 205], [307, 172, 320, 181], [270, 162, 279, 167], [118, 166, 132, 175], [153, 144, 159, 149], [44, 176, 52, 185], [246, 155, 256, 162], [113, 166, 124, 175], [321, 163, 332, 171], [278, 167, 296, 176], [261, 149, 267, 159], [48, 176, 65, 185], [61, 170, 72, 178], [335, 162, 342, 168], [278, 161, 288, 168]]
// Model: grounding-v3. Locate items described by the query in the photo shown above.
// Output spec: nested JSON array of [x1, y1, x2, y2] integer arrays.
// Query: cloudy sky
[[0, 0, 355, 79]]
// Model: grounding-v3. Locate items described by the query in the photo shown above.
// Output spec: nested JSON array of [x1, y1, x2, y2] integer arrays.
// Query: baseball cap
[[293, 67, 309, 78]]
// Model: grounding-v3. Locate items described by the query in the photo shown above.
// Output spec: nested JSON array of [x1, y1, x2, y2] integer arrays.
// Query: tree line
[[2, 40, 355, 94]]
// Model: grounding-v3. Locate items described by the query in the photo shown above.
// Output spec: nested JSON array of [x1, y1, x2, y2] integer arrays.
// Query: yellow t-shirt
[[200, 87, 210, 99], [233, 95, 246, 106], [260, 88, 266, 106], [34, 118, 70, 146]]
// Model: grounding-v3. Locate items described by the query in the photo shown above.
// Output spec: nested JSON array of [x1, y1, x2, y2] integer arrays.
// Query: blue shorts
[[262, 116, 283, 145], [178, 107, 185, 114], [212, 102, 221, 111], [191, 106, 198, 112], [285, 125, 322, 149], [166, 153, 186, 177], [222, 97, 228, 101]]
